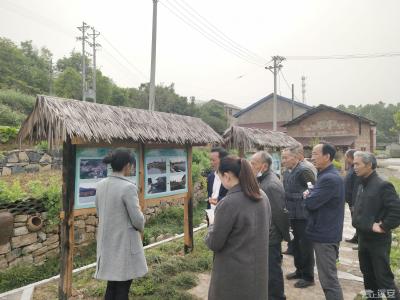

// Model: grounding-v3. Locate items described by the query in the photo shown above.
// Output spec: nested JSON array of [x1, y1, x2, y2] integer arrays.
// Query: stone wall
[[0, 149, 62, 176], [0, 212, 60, 269], [0, 182, 206, 271]]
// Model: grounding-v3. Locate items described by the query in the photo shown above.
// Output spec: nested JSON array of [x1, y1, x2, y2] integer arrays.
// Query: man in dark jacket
[[352, 151, 400, 300], [304, 143, 344, 300], [344, 149, 359, 244], [251, 151, 290, 300], [282, 146, 316, 289], [207, 147, 228, 209]]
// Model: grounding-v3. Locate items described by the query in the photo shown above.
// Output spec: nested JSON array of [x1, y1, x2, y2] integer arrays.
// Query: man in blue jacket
[[304, 143, 344, 300]]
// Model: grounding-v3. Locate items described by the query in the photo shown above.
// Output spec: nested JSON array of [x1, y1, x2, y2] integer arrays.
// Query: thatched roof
[[18, 95, 223, 148], [223, 125, 300, 151]]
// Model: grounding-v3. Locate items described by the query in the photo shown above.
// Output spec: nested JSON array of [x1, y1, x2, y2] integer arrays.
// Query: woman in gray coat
[[94, 149, 148, 300], [205, 156, 271, 300]]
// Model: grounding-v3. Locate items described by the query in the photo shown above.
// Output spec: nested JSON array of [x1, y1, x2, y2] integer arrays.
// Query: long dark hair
[[218, 155, 262, 202], [103, 148, 135, 172]]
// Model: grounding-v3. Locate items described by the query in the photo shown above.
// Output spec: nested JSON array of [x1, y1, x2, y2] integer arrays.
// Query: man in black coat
[[344, 149, 359, 244], [207, 147, 228, 209], [353, 151, 400, 300], [282, 146, 316, 289], [251, 151, 290, 300]]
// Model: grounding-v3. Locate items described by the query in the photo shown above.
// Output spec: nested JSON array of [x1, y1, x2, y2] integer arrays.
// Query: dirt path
[[189, 209, 364, 300]]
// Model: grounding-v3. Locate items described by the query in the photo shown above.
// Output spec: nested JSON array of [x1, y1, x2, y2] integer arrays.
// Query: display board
[[145, 148, 188, 199], [74, 147, 139, 209]]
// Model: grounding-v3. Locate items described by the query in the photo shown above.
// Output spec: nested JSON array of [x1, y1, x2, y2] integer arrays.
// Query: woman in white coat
[[94, 149, 148, 300]]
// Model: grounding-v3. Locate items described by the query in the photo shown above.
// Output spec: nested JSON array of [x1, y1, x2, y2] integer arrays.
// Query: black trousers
[[358, 234, 400, 300], [291, 219, 315, 281], [269, 243, 286, 300], [105, 280, 132, 300]]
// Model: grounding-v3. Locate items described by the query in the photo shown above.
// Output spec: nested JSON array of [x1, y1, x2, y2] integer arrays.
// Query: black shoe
[[286, 272, 302, 280], [345, 236, 358, 244], [294, 279, 315, 289]]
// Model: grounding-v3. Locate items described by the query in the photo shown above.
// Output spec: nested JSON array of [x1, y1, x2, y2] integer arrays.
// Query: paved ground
[[189, 207, 365, 300]]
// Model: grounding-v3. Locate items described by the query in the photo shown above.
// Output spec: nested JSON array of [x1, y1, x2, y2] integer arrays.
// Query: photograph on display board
[[75, 147, 138, 209], [80, 159, 108, 180], [147, 158, 167, 175], [147, 175, 167, 194], [170, 173, 186, 191], [170, 157, 186, 173]]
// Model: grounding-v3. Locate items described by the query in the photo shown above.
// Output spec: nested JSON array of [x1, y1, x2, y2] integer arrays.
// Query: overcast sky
[[1, 0, 399, 109]]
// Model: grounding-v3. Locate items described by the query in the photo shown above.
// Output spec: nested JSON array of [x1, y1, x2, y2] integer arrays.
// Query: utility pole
[[149, 0, 158, 111], [301, 75, 306, 104], [265, 56, 285, 131], [291, 84, 294, 120], [77, 22, 90, 101], [88, 27, 101, 103]]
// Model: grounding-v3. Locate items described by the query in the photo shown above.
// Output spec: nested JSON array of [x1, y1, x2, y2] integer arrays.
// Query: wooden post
[[239, 145, 245, 158], [59, 136, 76, 300], [139, 143, 146, 211], [184, 145, 194, 253]]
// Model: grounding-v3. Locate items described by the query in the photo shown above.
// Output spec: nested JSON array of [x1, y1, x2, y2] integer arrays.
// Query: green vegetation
[[32, 230, 212, 299], [389, 177, 400, 283], [0, 126, 19, 144], [192, 147, 211, 184], [338, 102, 400, 144], [0, 172, 62, 224], [0, 38, 229, 134], [0, 183, 208, 293], [143, 201, 207, 246]]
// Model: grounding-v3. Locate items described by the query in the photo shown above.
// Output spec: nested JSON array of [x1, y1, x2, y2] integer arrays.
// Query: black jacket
[[207, 171, 228, 209], [352, 171, 400, 238], [344, 165, 359, 207], [258, 170, 290, 245]]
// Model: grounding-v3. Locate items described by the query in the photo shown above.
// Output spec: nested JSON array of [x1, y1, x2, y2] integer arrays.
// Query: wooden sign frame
[[59, 138, 194, 299]]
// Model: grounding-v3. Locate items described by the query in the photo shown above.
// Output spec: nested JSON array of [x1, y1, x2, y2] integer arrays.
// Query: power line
[[168, 0, 269, 65], [101, 35, 149, 81], [160, 1, 265, 68], [286, 52, 400, 60], [280, 69, 300, 101]]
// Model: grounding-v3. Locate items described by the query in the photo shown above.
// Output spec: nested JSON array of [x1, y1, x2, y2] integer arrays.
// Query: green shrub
[[332, 159, 343, 170], [0, 180, 26, 204], [192, 148, 211, 184], [0, 126, 19, 143], [0, 89, 35, 115], [27, 179, 61, 225]]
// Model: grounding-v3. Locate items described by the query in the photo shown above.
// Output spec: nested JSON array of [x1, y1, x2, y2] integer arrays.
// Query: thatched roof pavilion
[[223, 125, 300, 154], [18, 95, 222, 148]]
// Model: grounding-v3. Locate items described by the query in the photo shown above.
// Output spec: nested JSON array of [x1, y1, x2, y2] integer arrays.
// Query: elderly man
[[304, 143, 344, 300], [207, 147, 228, 209], [282, 146, 316, 289], [251, 151, 290, 300], [344, 149, 359, 244], [352, 151, 400, 300]]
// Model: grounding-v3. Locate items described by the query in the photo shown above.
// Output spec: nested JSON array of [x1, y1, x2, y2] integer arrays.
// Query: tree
[[54, 67, 82, 99], [391, 111, 400, 143], [197, 100, 227, 134], [0, 38, 52, 95]]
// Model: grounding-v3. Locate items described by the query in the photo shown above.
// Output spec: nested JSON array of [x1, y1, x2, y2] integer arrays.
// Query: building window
[[361, 147, 366, 151]]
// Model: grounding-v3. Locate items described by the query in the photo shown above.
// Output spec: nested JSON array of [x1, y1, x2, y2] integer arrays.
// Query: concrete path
[[189, 209, 365, 300]]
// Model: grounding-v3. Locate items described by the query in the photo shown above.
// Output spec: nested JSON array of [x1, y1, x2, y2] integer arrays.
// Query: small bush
[[0, 180, 26, 204], [332, 159, 343, 170], [0, 126, 19, 143]]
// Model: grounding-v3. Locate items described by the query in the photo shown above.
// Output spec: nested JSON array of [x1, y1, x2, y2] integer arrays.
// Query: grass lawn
[[33, 229, 212, 300]]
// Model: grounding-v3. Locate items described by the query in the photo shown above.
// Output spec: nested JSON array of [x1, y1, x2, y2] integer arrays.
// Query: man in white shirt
[[207, 147, 228, 209]]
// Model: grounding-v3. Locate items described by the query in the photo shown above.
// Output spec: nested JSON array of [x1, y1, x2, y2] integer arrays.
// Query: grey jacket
[[94, 175, 148, 281], [205, 185, 271, 300], [258, 169, 290, 245]]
